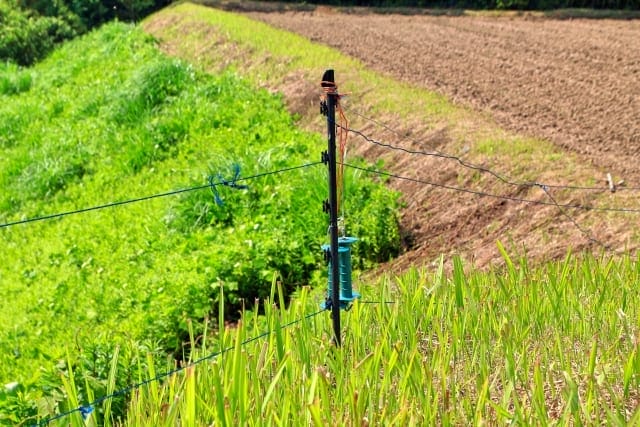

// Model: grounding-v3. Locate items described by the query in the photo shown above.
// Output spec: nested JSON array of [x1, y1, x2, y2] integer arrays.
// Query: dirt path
[[248, 11, 640, 182]]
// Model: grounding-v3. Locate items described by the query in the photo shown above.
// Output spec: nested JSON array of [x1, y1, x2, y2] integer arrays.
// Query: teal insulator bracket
[[321, 236, 360, 310]]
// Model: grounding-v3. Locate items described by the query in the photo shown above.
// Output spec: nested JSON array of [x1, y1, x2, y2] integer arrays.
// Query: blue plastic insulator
[[321, 236, 360, 310]]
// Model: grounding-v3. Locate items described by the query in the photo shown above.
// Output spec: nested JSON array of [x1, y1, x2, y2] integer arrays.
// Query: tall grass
[[46, 251, 640, 425]]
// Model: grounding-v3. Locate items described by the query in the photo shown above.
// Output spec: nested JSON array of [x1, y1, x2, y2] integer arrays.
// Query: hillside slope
[[0, 21, 399, 423], [144, 2, 639, 269]]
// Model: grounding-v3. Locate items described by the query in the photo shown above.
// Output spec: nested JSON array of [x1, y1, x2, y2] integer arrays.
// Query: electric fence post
[[320, 69, 342, 347]]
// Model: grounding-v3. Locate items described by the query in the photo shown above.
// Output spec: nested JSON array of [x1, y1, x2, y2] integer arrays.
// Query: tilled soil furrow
[[249, 11, 640, 182]]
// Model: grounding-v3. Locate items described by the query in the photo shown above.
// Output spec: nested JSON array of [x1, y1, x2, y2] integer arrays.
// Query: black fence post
[[321, 69, 342, 347]]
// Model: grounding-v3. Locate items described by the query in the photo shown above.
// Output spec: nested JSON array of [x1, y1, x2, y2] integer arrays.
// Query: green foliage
[[0, 22, 400, 424], [112, 58, 195, 123], [63, 0, 170, 26], [496, 0, 529, 8], [114, 253, 640, 426], [0, 338, 167, 424], [0, 63, 32, 95], [14, 141, 91, 201], [0, 0, 172, 66], [20, 0, 171, 29], [345, 167, 402, 266], [0, 0, 77, 66]]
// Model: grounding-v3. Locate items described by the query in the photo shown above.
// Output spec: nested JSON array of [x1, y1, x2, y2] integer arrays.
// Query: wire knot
[[79, 405, 94, 420], [535, 183, 550, 192], [209, 164, 249, 206]]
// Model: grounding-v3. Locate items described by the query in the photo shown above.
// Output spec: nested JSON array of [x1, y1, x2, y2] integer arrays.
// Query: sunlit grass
[[46, 250, 640, 425], [0, 21, 400, 424]]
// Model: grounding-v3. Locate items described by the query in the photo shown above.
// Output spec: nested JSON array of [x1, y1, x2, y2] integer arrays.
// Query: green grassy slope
[[109, 4, 639, 426], [0, 22, 400, 424], [121, 253, 640, 426]]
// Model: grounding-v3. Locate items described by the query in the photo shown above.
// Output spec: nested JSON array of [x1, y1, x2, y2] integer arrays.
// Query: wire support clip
[[209, 163, 249, 206], [79, 405, 94, 420], [322, 199, 331, 214], [321, 150, 329, 165], [323, 246, 331, 263]]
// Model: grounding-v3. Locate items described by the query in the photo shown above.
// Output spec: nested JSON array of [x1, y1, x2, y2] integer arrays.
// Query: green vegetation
[[0, 0, 76, 66], [4, 2, 639, 426], [147, 3, 595, 193], [43, 251, 640, 425], [0, 22, 400, 424], [0, 0, 171, 66]]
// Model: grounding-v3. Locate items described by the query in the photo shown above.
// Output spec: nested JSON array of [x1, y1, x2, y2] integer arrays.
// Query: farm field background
[[147, 2, 640, 269], [250, 7, 640, 178], [2, 1, 640, 425]]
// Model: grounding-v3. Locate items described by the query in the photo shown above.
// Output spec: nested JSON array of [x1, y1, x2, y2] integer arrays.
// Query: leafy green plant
[[0, 0, 77, 66], [0, 22, 401, 424]]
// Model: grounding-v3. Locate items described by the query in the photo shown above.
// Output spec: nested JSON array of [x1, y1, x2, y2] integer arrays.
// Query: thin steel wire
[[342, 162, 640, 214], [35, 308, 327, 426], [344, 108, 640, 192], [2, 162, 323, 229]]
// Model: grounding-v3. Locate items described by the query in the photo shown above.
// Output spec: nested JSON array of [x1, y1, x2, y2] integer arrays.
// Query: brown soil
[[248, 10, 640, 180], [245, 9, 640, 269], [144, 6, 640, 270]]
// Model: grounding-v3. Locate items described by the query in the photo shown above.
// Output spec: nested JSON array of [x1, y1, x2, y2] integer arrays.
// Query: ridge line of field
[[143, 2, 639, 267], [190, 0, 640, 19]]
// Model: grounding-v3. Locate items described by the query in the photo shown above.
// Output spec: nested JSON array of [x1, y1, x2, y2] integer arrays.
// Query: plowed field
[[249, 11, 640, 179], [144, 5, 640, 268]]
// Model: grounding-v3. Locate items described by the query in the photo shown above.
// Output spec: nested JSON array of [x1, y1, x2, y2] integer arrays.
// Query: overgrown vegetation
[[38, 251, 640, 425], [0, 0, 171, 65], [0, 0, 76, 66], [0, 22, 400, 424]]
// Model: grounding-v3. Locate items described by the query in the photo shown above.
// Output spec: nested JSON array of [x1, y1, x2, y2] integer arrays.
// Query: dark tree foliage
[[20, 0, 173, 27], [1, 0, 172, 66], [0, 1, 76, 65]]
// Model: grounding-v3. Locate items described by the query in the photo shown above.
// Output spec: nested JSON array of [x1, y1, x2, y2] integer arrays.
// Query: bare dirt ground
[[144, 6, 640, 270], [244, 9, 640, 268], [248, 11, 640, 180]]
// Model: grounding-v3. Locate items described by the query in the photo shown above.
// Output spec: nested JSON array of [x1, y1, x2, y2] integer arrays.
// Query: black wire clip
[[321, 150, 329, 165], [322, 199, 330, 214], [320, 100, 328, 117], [322, 246, 331, 263]]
